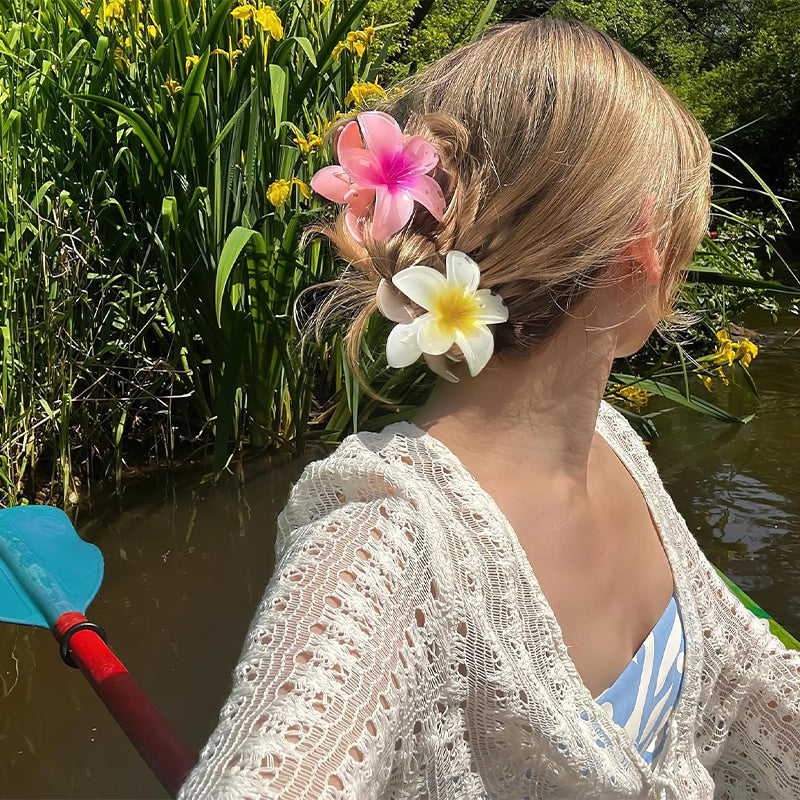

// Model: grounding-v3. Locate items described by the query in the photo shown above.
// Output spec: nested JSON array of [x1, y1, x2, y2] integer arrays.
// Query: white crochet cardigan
[[178, 400, 800, 799]]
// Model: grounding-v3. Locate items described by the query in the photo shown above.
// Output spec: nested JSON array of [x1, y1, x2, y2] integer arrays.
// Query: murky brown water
[[647, 305, 800, 637], [0, 307, 798, 798]]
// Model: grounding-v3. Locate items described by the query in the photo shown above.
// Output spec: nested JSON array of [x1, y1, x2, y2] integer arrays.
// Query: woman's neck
[[410, 315, 619, 498]]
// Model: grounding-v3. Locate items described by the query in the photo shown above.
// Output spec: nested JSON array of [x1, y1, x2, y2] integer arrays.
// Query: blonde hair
[[297, 17, 712, 398]]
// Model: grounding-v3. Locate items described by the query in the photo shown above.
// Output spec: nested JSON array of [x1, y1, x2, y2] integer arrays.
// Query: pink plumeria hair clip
[[310, 111, 447, 243]]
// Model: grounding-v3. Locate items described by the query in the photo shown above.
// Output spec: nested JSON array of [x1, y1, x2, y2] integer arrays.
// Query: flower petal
[[344, 209, 365, 244], [472, 288, 509, 324], [376, 278, 414, 323], [372, 185, 415, 240], [417, 316, 457, 355], [445, 250, 480, 293], [423, 352, 460, 383], [335, 119, 364, 164], [408, 174, 446, 222], [454, 325, 495, 377], [402, 135, 439, 175], [342, 185, 375, 216], [386, 318, 424, 368], [392, 264, 448, 311], [309, 165, 352, 203], [339, 148, 385, 187], [357, 111, 404, 165]]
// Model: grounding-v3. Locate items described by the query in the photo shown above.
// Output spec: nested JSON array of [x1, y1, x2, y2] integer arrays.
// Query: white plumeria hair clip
[[375, 250, 509, 382]]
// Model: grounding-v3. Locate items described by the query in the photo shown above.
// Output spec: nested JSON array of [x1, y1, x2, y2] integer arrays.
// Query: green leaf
[[293, 36, 317, 68], [215, 226, 266, 325], [171, 47, 210, 167], [269, 64, 288, 133], [686, 265, 799, 294], [212, 313, 247, 477], [715, 144, 793, 228], [468, 0, 497, 42], [161, 195, 178, 233], [67, 92, 168, 175], [608, 374, 750, 423]]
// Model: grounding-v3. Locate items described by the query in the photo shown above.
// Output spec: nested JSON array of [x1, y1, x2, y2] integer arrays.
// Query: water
[[646, 306, 800, 635], [0, 308, 798, 798]]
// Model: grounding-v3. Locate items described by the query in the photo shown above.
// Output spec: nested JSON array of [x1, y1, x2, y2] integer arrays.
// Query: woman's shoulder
[[276, 422, 439, 546]]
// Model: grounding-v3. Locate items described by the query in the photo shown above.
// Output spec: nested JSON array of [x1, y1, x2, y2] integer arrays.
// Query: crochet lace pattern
[[177, 400, 800, 799]]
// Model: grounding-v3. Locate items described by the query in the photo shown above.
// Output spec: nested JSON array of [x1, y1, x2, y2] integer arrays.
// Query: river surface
[[0, 306, 798, 798]]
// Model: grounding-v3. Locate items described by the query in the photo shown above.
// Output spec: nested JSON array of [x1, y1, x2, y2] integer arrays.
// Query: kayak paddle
[[0, 505, 197, 797]]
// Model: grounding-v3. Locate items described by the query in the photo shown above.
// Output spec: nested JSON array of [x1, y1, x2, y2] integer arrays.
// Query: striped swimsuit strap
[[592, 590, 686, 766]]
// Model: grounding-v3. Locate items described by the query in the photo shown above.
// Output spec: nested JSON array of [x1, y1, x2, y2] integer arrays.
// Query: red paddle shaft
[[54, 612, 198, 798]]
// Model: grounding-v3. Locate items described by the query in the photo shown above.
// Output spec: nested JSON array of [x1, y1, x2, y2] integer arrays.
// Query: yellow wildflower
[[161, 77, 182, 96], [344, 80, 386, 108], [362, 18, 376, 42], [231, 3, 254, 20], [212, 36, 243, 65], [293, 118, 325, 157], [104, 0, 125, 20], [267, 179, 291, 207], [332, 19, 376, 59], [185, 54, 200, 74], [147, 22, 160, 38], [113, 47, 130, 70], [617, 385, 649, 411], [80, 6, 91, 18], [711, 329, 736, 367], [253, 6, 283, 39], [714, 366, 730, 386], [293, 177, 313, 200], [239, 32, 254, 50], [734, 338, 759, 368], [700, 374, 713, 392], [267, 177, 313, 207]]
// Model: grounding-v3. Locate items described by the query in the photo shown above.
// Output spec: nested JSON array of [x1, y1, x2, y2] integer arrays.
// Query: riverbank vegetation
[[1, 0, 798, 507]]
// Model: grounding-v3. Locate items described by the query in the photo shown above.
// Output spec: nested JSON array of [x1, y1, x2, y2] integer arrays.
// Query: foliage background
[[0, 0, 797, 510]]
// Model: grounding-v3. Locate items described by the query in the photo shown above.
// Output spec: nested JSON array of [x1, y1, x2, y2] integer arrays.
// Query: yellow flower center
[[431, 287, 481, 337]]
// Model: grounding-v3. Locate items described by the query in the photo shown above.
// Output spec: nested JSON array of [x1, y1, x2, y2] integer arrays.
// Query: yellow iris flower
[[231, 4, 253, 20], [344, 80, 386, 108], [253, 6, 283, 39], [734, 338, 759, 368], [104, 0, 125, 20], [332, 19, 376, 60], [617, 385, 649, 411], [212, 37, 244, 65], [161, 78, 182, 96], [267, 177, 313, 207]]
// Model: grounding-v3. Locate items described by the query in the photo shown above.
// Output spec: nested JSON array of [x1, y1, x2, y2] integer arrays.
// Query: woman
[[178, 18, 800, 799]]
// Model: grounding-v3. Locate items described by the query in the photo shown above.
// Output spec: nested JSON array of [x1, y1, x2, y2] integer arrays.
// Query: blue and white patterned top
[[592, 590, 685, 766]]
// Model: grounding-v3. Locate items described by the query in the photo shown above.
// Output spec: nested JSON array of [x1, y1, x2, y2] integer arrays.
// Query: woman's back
[[177, 401, 800, 799]]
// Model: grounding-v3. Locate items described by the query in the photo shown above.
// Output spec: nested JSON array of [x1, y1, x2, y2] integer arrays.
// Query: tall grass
[[0, 0, 407, 504]]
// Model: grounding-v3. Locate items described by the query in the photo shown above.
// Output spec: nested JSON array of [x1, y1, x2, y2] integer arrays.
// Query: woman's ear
[[627, 194, 662, 286], [628, 233, 662, 286]]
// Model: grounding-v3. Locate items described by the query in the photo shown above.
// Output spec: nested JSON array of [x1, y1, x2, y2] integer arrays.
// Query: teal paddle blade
[[0, 506, 103, 629]]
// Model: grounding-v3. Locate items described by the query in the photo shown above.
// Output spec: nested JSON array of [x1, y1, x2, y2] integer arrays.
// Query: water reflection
[[648, 306, 800, 633]]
